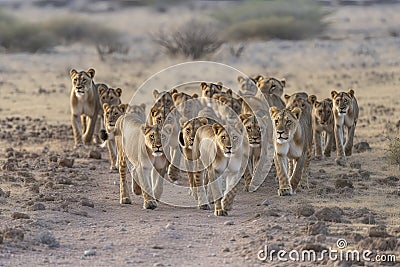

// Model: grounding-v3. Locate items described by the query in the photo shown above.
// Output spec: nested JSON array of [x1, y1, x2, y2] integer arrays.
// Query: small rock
[[152, 245, 164, 249], [315, 234, 326, 242], [319, 169, 326, 173], [333, 260, 352, 267], [44, 181, 54, 189], [351, 233, 364, 242], [307, 221, 328, 235], [354, 142, 371, 153], [88, 150, 101, 160], [296, 204, 315, 217], [31, 203, 46, 211], [224, 220, 235, 226], [153, 263, 164, 267], [268, 243, 282, 252], [301, 243, 327, 252], [58, 157, 74, 168], [358, 237, 397, 251], [56, 176, 73, 185], [358, 170, 371, 180], [103, 244, 112, 250], [368, 225, 390, 238], [261, 198, 271, 206], [3, 228, 24, 241], [12, 212, 30, 220], [48, 155, 58, 163], [335, 178, 354, 189], [89, 165, 96, 170], [35, 231, 59, 248], [81, 199, 94, 208], [165, 223, 175, 230], [84, 249, 96, 256], [70, 210, 88, 217], [315, 207, 342, 223], [0, 234, 3, 244], [222, 247, 230, 252], [350, 161, 361, 169], [360, 215, 375, 225]]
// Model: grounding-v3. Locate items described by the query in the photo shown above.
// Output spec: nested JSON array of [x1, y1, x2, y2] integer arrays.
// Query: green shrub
[[212, 0, 332, 41]]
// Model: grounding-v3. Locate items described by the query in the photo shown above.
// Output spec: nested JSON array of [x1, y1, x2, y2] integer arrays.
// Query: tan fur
[[237, 75, 258, 96], [126, 103, 146, 121], [191, 123, 247, 216], [179, 117, 210, 207], [69, 68, 101, 147], [331, 89, 359, 165], [270, 106, 308, 196], [200, 82, 223, 108], [256, 76, 286, 109], [172, 91, 201, 119], [283, 92, 313, 188], [99, 85, 122, 107], [103, 103, 128, 171], [309, 95, 334, 159], [114, 113, 172, 209]]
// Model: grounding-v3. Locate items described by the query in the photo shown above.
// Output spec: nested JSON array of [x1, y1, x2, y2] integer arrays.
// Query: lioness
[[331, 89, 359, 165], [256, 77, 286, 109], [200, 82, 223, 108], [270, 106, 308, 196], [115, 113, 172, 209], [69, 68, 101, 147], [308, 95, 334, 159], [102, 103, 128, 171], [99, 85, 122, 107], [191, 123, 246, 216]]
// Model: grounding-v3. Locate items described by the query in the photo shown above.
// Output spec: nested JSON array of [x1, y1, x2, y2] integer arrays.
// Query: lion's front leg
[[290, 152, 307, 191], [345, 124, 355, 156], [138, 166, 157, 209], [208, 168, 226, 216], [324, 130, 333, 157], [118, 153, 131, 204], [83, 112, 98, 145], [107, 139, 118, 172], [153, 166, 166, 200], [274, 153, 292, 196], [222, 170, 240, 211], [168, 148, 181, 182], [314, 129, 322, 159], [193, 170, 210, 210], [72, 114, 83, 147], [334, 122, 346, 165]]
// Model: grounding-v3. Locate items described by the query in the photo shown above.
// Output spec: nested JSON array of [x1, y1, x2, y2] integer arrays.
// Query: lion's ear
[[115, 88, 122, 97], [237, 76, 244, 83], [98, 84, 106, 95], [192, 93, 198, 99], [172, 92, 180, 103], [216, 83, 223, 91], [178, 131, 185, 147], [153, 89, 160, 99], [86, 68, 95, 78], [308, 95, 317, 105], [179, 117, 187, 127], [199, 118, 208, 126], [283, 94, 290, 103], [226, 89, 232, 96], [331, 90, 338, 99], [103, 103, 109, 111], [239, 113, 251, 122], [348, 89, 354, 97], [212, 123, 224, 135], [254, 75, 263, 82], [291, 107, 302, 120], [70, 69, 78, 78], [200, 82, 208, 91], [163, 124, 173, 135], [269, 106, 279, 117], [280, 78, 286, 87], [170, 89, 178, 94], [119, 104, 128, 113]]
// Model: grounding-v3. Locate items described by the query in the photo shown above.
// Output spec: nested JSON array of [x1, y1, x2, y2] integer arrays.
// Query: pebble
[[368, 225, 389, 238], [296, 204, 315, 217], [12, 212, 30, 220], [103, 244, 112, 250], [31, 202, 46, 211], [224, 220, 235, 226], [315, 207, 343, 222], [165, 223, 175, 230], [81, 199, 94, 208], [58, 157, 74, 168], [88, 150, 101, 160], [307, 221, 328, 235], [35, 231, 59, 248], [84, 249, 96, 256]]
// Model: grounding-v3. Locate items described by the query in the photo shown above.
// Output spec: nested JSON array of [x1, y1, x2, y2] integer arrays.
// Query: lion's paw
[[335, 157, 347, 166], [278, 187, 293, 196], [198, 204, 211, 210], [214, 209, 228, 216], [143, 200, 157, 210], [120, 197, 132, 205]]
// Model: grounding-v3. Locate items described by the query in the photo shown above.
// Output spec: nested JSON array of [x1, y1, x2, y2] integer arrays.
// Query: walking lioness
[[69, 68, 101, 147]]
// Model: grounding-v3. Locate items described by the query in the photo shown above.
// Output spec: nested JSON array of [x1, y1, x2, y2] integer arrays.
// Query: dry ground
[[0, 2, 399, 267]]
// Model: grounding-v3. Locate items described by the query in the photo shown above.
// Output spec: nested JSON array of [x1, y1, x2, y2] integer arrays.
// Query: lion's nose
[[226, 146, 232, 150], [76, 86, 83, 90], [277, 130, 284, 135], [155, 145, 162, 150]]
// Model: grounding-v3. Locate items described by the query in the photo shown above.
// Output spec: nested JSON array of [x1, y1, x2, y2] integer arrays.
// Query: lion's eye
[[102, 96, 106, 100], [221, 136, 225, 140], [275, 119, 279, 125], [150, 134, 154, 140], [247, 126, 251, 131], [106, 112, 110, 116], [319, 110, 323, 114], [73, 78, 77, 82], [186, 129, 190, 133], [110, 97, 114, 100], [83, 78, 87, 83], [233, 136, 237, 140], [344, 99, 348, 103], [286, 120, 292, 125], [161, 134, 166, 139]]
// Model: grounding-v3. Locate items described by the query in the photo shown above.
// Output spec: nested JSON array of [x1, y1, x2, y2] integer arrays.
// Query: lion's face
[[269, 107, 301, 144], [103, 103, 127, 130], [331, 90, 354, 116], [142, 124, 172, 157], [172, 92, 200, 117], [240, 114, 262, 147], [257, 77, 285, 97], [284, 93, 312, 113], [218, 95, 242, 115], [99, 85, 122, 107], [237, 76, 258, 96], [212, 123, 243, 158], [151, 90, 175, 124], [179, 117, 208, 149], [70, 68, 95, 97], [127, 103, 146, 120], [313, 98, 333, 126], [200, 82, 223, 107]]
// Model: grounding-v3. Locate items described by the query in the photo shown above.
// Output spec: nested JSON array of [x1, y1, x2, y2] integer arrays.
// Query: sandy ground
[[0, 2, 399, 267]]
